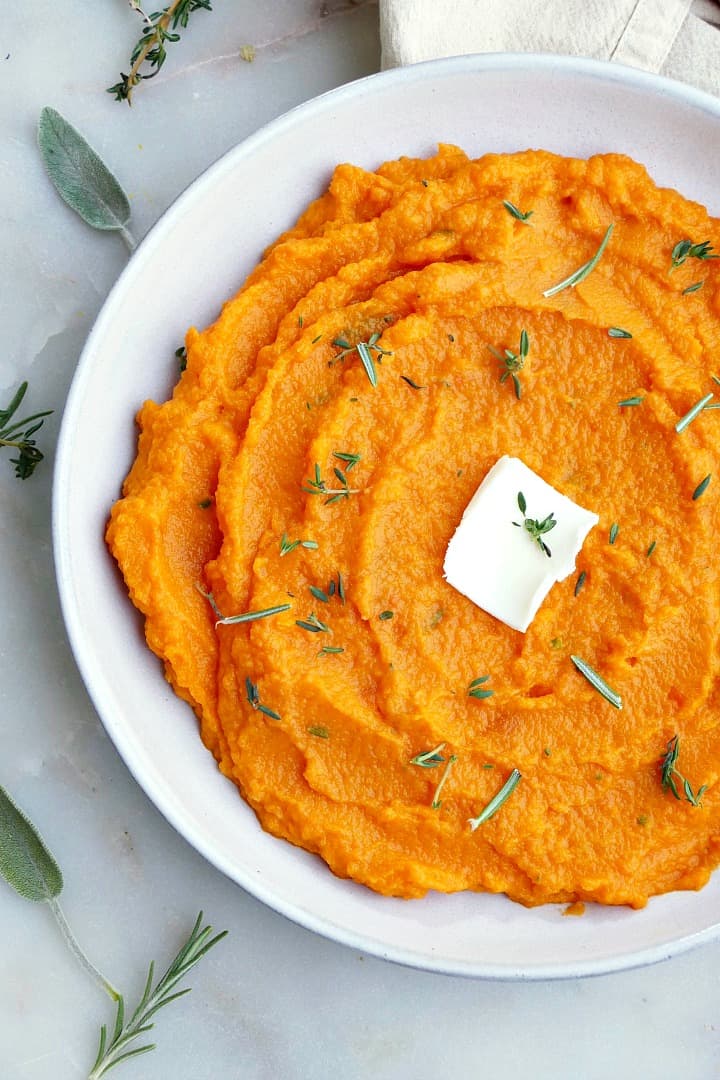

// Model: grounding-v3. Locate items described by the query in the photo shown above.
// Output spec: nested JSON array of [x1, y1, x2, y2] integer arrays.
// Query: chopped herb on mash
[[468, 676, 494, 700], [411, 744, 446, 768], [570, 656, 622, 709], [502, 199, 533, 224], [660, 735, 707, 806], [669, 238, 718, 272], [468, 769, 522, 830], [489, 329, 529, 400], [245, 677, 281, 721], [542, 223, 613, 298], [431, 755, 457, 809]]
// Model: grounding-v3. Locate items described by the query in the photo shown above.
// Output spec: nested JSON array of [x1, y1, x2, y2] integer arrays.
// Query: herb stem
[[119, 224, 137, 253], [47, 896, 120, 1002]]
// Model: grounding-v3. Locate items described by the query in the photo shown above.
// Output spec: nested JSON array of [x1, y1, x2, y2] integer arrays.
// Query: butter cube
[[443, 456, 598, 632]]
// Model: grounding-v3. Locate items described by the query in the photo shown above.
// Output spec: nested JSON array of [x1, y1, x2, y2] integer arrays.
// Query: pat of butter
[[443, 456, 598, 633]]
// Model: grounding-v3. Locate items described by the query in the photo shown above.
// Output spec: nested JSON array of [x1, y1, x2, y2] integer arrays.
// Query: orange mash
[[107, 146, 720, 907]]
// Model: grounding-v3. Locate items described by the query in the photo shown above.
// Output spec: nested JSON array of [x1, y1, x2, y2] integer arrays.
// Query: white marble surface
[[3, 4, 720, 1078]]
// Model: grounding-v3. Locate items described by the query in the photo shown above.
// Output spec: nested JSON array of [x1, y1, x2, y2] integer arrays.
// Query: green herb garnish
[[279, 533, 318, 556], [660, 735, 707, 806], [333, 451, 361, 471], [513, 491, 556, 557], [303, 462, 361, 505], [692, 474, 711, 500], [296, 612, 331, 634], [502, 200, 533, 224], [646, 540, 657, 557], [309, 585, 330, 604], [379, 610, 394, 620], [331, 332, 392, 387], [401, 375, 425, 390], [608, 327, 632, 339], [574, 570, 587, 596], [682, 280, 705, 295], [176, 345, 187, 370], [0, 381, 52, 479], [618, 396, 644, 407], [198, 498, 212, 509], [609, 523, 619, 545], [318, 645, 344, 656], [411, 743, 446, 768], [108, 0, 213, 104], [468, 768, 522, 830], [431, 754, 457, 809], [307, 725, 329, 739], [570, 655, 622, 709], [490, 329, 528, 400], [669, 239, 718, 272], [542, 223, 613, 298], [468, 675, 494, 700], [245, 677, 281, 720], [215, 603, 290, 627], [675, 392, 714, 433]]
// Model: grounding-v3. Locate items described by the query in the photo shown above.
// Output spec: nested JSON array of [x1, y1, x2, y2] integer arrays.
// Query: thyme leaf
[[692, 474, 711, 500], [279, 533, 318, 556], [245, 676, 281, 721], [512, 490, 556, 557], [307, 725, 329, 739], [468, 675, 494, 700], [468, 768, 522, 830], [296, 612, 331, 634], [609, 523, 619, 545], [682, 280, 705, 295], [490, 329, 528, 400], [502, 199, 533, 224], [542, 223, 613, 298], [574, 569, 587, 596]]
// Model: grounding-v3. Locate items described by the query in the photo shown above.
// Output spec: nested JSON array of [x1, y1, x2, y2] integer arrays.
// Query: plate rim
[[53, 50, 720, 981]]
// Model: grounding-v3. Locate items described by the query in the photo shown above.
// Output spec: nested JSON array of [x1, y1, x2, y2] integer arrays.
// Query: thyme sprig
[[542, 223, 614, 298], [331, 332, 392, 387], [468, 768, 522, 830], [303, 462, 361, 504], [108, 0, 213, 104], [513, 491, 556, 558], [89, 913, 227, 1078], [279, 533, 318, 556], [245, 676, 281, 721], [502, 200, 533, 224], [0, 381, 52, 479], [669, 239, 718, 272], [489, 329, 528, 400], [296, 611, 331, 634], [660, 735, 707, 806]]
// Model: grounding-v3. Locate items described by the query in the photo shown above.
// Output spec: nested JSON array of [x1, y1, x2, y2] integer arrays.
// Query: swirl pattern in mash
[[107, 146, 720, 907]]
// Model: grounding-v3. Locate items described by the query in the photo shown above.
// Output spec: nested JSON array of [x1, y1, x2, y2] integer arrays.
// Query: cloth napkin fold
[[380, 0, 720, 97]]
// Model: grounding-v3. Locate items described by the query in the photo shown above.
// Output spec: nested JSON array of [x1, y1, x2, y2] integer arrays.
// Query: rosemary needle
[[675, 392, 714, 433], [215, 603, 290, 627], [542, 224, 614, 298], [468, 769, 522, 830], [570, 655, 622, 709]]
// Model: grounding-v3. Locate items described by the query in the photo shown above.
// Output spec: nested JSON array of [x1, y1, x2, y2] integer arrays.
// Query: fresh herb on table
[[468, 768, 522, 830], [489, 329, 528, 400], [692, 474, 711, 501], [669, 239, 718, 272], [542, 223, 614, 298], [38, 108, 135, 250], [468, 676, 494, 700], [411, 744, 446, 768], [0, 784, 225, 1077], [330, 333, 392, 387], [570, 655, 622, 709], [608, 327, 632, 339], [675, 392, 714, 433], [303, 462, 361, 504], [279, 533, 318, 556], [245, 676, 281, 720], [502, 200, 533, 224], [660, 735, 707, 806], [108, 0, 213, 104], [512, 491, 556, 558], [0, 382, 52, 479], [431, 755, 457, 809]]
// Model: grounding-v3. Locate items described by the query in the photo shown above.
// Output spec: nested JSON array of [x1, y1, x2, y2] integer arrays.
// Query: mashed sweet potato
[[107, 146, 720, 907]]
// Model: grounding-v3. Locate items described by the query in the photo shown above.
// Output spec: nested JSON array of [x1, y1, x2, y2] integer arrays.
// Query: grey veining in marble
[[2, 3, 720, 1079]]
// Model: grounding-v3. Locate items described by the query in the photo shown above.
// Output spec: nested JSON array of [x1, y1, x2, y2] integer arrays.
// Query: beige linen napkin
[[380, 0, 720, 96]]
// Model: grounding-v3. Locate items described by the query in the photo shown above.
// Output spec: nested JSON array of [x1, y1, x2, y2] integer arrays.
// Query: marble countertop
[[3, 3, 720, 1078]]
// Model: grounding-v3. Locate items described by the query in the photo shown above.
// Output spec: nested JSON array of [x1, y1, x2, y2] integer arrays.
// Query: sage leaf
[[0, 783, 63, 901], [37, 107, 133, 240]]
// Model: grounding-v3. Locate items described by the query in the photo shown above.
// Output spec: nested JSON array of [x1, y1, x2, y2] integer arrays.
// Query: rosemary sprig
[[468, 676, 494, 700], [431, 754, 457, 809], [468, 768, 522, 830], [89, 913, 227, 1078], [570, 655, 622, 709], [410, 743, 446, 768], [0, 382, 52, 479], [296, 611, 331, 634], [513, 491, 556, 557], [669, 239, 718, 272], [108, 0, 213, 104], [502, 200, 533, 224], [303, 462, 361, 505], [279, 533, 318, 556], [489, 329, 528, 400], [675, 392, 713, 433], [245, 676, 281, 721], [608, 327, 632, 339], [660, 735, 707, 806], [195, 585, 290, 627], [542, 223, 613, 298], [331, 332, 392, 387]]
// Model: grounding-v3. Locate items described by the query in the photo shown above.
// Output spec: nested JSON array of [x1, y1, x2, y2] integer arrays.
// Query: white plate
[[53, 54, 720, 980]]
